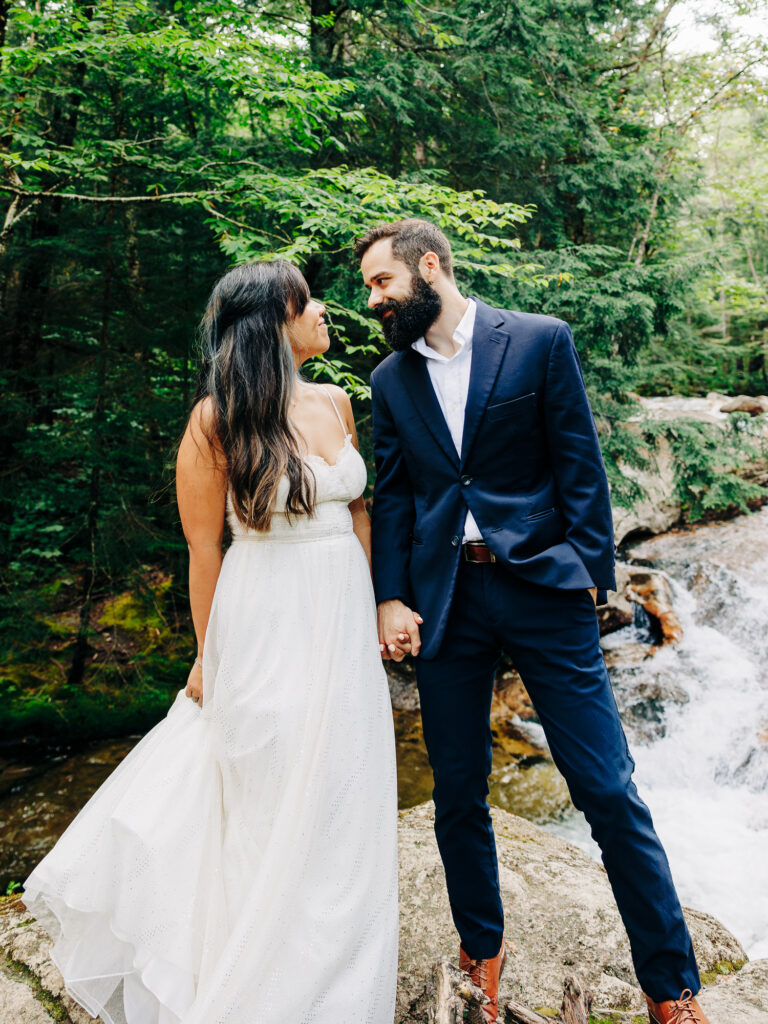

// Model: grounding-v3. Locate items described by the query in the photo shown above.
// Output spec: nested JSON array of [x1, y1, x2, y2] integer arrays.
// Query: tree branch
[[0, 186, 237, 204]]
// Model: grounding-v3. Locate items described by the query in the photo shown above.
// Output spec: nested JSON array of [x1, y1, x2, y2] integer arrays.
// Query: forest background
[[1, 0, 767, 744]]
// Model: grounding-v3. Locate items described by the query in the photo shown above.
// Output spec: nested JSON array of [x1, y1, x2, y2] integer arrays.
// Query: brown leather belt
[[462, 541, 496, 564]]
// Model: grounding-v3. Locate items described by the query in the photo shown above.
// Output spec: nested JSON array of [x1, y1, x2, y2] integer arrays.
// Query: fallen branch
[[427, 957, 489, 1024], [505, 973, 592, 1024]]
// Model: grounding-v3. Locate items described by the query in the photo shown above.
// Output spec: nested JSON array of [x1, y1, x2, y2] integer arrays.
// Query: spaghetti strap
[[321, 385, 349, 436]]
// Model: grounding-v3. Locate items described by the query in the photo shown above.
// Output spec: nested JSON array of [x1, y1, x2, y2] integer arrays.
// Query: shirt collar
[[412, 298, 476, 362]]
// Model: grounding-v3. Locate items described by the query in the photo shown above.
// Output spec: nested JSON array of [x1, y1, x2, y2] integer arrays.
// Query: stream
[[551, 509, 768, 960], [2, 509, 766, 961]]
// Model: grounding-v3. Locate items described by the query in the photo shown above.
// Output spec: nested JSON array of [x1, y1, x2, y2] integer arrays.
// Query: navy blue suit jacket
[[370, 298, 616, 660]]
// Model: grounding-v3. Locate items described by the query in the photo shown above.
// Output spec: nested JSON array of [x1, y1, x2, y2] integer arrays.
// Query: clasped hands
[[378, 588, 597, 662], [377, 599, 423, 662]]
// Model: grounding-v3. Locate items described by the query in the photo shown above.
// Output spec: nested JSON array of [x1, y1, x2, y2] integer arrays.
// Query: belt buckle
[[463, 542, 496, 564]]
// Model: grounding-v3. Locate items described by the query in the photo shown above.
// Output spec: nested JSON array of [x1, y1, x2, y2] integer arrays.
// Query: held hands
[[377, 600, 423, 662], [185, 660, 203, 707]]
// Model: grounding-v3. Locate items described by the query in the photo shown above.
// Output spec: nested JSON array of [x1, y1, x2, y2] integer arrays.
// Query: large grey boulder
[[0, 894, 98, 1023], [1, 805, 759, 1024], [612, 393, 768, 546], [0, 968, 55, 1024], [396, 803, 748, 1021]]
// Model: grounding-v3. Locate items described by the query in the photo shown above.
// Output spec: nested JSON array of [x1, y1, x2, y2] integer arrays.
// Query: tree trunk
[[310, 0, 335, 64], [67, 194, 114, 687], [634, 177, 661, 267]]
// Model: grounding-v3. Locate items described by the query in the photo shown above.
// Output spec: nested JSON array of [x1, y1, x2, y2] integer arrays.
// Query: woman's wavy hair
[[197, 260, 316, 530]]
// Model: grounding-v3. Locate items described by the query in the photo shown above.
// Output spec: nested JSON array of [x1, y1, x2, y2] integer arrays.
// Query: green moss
[[39, 616, 76, 638], [3, 953, 68, 1020], [0, 683, 177, 744], [588, 1016, 645, 1024], [699, 959, 746, 986], [0, 574, 192, 743], [98, 582, 171, 633]]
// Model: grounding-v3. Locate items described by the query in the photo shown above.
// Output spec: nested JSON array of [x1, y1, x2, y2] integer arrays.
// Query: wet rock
[[493, 669, 536, 722], [489, 760, 572, 824], [396, 803, 747, 1021], [613, 393, 768, 545], [395, 678, 556, 818], [630, 508, 768, 589], [719, 395, 768, 416], [597, 564, 636, 635], [610, 668, 690, 743], [394, 708, 434, 810], [602, 643, 653, 670], [625, 570, 683, 646], [387, 662, 421, 713], [599, 563, 683, 656]]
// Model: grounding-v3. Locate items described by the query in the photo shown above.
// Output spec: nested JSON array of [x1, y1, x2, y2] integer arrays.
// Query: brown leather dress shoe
[[646, 988, 710, 1024], [459, 939, 507, 1023]]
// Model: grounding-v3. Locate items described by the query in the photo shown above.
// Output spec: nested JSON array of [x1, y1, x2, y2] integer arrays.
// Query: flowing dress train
[[23, 408, 399, 1024]]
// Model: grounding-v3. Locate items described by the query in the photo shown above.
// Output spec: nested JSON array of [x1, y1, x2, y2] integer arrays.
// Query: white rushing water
[[547, 513, 768, 960]]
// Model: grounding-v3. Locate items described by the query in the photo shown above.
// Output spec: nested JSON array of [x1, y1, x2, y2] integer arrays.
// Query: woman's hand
[[185, 660, 203, 707]]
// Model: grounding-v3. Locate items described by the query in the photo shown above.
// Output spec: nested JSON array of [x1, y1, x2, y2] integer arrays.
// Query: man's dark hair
[[353, 219, 454, 279]]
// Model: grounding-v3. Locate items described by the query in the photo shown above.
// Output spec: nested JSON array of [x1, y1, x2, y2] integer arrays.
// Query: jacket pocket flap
[[487, 392, 537, 423]]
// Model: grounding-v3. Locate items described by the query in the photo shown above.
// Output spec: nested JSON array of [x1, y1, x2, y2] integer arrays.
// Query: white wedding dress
[[23, 393, 399, 1024]]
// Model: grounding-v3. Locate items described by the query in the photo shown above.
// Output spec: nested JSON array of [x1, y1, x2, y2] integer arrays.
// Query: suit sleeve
[[543, 322, 616, 600], [371, 370, 416, 606]]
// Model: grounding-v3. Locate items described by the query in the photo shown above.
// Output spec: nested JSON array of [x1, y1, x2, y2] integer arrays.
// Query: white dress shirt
[[411, 299, 482, 542]]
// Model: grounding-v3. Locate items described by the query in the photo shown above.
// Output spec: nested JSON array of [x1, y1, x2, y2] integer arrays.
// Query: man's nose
[[368, 290, 380, 310]]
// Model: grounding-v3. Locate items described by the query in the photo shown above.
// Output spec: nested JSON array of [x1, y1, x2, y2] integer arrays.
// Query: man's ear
[[419, 251, 440, 283]]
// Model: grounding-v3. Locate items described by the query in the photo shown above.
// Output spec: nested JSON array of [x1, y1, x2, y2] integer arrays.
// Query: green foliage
[[647, 415, 767, 521], [1, 0, 767, 742]]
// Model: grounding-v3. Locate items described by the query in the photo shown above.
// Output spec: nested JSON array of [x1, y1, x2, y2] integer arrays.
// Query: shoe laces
[[463, 956, 489, 987], [668, 990, 703, 1024]]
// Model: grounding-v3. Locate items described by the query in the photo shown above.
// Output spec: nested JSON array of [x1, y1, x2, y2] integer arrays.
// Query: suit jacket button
[[461, 475, 472, 486], [451, 535, 460, 547]]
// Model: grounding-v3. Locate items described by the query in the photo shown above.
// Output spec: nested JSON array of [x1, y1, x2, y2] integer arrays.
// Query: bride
[[22, 260, 399, 1024]]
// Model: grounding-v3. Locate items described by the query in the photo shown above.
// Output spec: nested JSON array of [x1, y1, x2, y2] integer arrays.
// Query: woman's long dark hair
[[198, 260, 316, 530]]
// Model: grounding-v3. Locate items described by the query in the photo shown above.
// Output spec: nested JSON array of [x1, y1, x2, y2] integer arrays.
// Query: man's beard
[[377, 274, 442, 352]]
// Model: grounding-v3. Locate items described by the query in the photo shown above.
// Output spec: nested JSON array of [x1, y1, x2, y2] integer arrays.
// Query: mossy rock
[[699, 959, 747, 986]]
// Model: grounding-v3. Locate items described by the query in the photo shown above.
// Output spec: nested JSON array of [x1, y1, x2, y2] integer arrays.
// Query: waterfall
[[548, 510, 768, 960]]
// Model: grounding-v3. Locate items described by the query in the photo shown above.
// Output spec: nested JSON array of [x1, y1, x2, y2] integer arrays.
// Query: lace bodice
[[227, 434, 368, 544]]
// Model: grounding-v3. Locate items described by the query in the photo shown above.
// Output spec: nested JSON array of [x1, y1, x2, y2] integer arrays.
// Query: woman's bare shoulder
[[320, 382, 353, 410]]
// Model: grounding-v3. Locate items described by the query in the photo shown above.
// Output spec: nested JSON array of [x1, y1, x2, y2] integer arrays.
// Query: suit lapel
[[399, 349, 460, 469], [460, 298, 509, 467]]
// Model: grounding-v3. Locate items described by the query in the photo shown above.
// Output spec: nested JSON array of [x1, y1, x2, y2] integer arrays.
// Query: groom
[[357, 219, 710, 1024]]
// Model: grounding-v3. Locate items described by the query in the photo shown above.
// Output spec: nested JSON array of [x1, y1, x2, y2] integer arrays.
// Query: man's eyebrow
[[364, 272, 389, 289]]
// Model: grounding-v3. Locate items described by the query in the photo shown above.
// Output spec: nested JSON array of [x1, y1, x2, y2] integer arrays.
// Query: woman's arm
[[327, 385, 372, 572], [176, 398, 227, 705], [349, 494, 372, 573]]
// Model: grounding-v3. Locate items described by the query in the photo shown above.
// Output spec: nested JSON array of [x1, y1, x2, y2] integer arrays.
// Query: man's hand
[[378, 600, 423, 661], [589, 587, 597, 606]]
